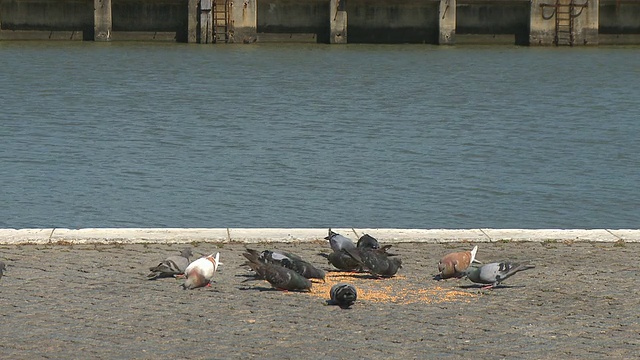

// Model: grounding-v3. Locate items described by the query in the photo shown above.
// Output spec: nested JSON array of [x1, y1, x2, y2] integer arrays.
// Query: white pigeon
[[182, 252, 222, 290]]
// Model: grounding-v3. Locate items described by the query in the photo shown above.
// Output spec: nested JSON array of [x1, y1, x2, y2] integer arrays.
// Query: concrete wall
[[600, 0, 640, 33], [530, 0, 599, 46], [2, 0, 640, 44], [346, 0, 440, 43], [232, 0, 259, 43], [257, 0, 330, 42], [0, 0, 94, 39], [457, 0, 530, 45], [112, 0, 186, 32]]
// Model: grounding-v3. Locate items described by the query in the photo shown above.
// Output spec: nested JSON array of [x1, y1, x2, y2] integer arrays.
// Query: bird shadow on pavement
[[457, 284, 526, 289], [238, 285, 280, 292], [238, 286, 311, 293], [324, 270, 383, 280]]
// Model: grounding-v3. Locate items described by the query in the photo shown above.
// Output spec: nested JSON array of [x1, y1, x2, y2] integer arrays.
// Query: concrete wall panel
[[347, 0, 440, 43], [0, 0, 93, 31]]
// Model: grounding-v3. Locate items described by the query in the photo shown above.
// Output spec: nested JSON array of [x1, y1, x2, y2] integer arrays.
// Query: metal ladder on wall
[[212, 0, 231, 43], [555, 0, 574, 46]]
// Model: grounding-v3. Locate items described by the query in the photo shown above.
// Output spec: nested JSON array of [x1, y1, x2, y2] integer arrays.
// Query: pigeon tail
[[208, 252, 222, 272], [469, 245, 478, 265]]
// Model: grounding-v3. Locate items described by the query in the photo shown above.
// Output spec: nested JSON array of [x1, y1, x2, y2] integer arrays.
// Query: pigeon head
[[180, 248, 194, 259], [182, 271, 205, 290], [324, 228, 337, 241], [357, 234, 380, 249]]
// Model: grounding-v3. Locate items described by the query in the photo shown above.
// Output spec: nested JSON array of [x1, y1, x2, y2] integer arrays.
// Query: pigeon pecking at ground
[[325, 229, 358, 253], [356, 234, 380, 250], [327, 283, 357, 309], [182, 252, 222, 290], [344, 245, 402, 278], [242, 250, 312, 292], [464, 261, 535, 289], [435, 245, 480, 280], [255, 249, 326, 282], [319, 251, 360, 271], [147, 248, 193, 280], [322, 229, 364, 271]]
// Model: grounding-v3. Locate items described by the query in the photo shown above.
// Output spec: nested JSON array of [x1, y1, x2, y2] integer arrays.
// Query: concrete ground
[[0, 238, 638, 359]]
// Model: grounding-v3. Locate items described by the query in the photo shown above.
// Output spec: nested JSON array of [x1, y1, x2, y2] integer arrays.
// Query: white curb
[[0, 228, 638, 244]]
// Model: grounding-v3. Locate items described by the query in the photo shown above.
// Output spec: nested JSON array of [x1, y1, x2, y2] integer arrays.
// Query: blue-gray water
[[1, 42, 639, 229]]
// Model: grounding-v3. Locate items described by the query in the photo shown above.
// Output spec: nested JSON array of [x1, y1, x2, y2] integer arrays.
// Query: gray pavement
[[0, 237, 639, 359]]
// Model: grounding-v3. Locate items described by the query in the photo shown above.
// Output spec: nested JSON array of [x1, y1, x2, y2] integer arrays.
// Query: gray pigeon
[[147, 248, 193, 280], [325, 229, 357, 253], [328, 283, 357, 309], [253, 249, 326, 282], [345, 246, 402, 277], [242, 250, 312, 292], [0, 261, 6, 280], [464, 261, 535, 289], [357, 234, 380, 250], [319, 251, 361, 271]]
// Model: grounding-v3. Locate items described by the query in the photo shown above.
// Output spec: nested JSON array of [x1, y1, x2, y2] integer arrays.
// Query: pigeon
[[263, 250, 326, 281], [464, 261, 535, 289], [323, 229, 367, 270], [247, 248, 326, 282], [325, 229, 357, 253], [182, 252, 221, 290], [319, 251, 361, 271], [242, 250, 312, 292], [328, 283, 357, 309], [436, 245, 479, 280], [0, 261, 6, 280], [344, 246, 402, 277], [147, 248, 193, 280], [357, 234, 380, 250]]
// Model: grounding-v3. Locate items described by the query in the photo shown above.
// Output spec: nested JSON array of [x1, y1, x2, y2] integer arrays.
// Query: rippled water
[[1, 42, 639, 228]]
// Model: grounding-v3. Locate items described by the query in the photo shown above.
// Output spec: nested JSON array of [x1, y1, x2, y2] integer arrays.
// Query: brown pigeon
[[436, 245, 479, 280]]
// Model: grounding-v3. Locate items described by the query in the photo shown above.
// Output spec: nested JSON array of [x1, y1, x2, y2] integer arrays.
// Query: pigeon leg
[[174, 274, 186, 279], [481, 284, 495, 290]]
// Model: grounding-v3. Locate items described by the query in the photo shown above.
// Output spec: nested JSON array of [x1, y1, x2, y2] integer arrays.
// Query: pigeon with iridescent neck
[[258, 249, 326, 282], [325, 229, 357, 253], [242, 250, 312, 292], [464, 261, 535, 289], [328, 283, 357, 309], [323, 229, 364, 270], [357, 234, 380, 250], [344, 245, 402, 277]]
